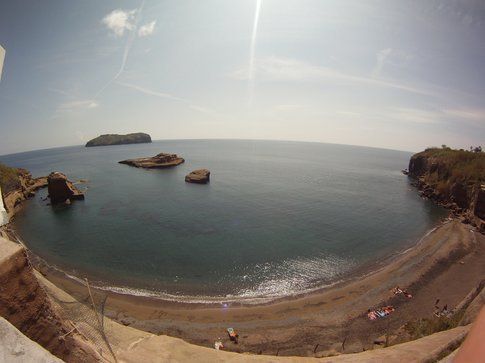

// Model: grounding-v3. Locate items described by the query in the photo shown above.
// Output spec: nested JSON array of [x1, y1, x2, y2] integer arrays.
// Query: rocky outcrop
[[85, 132, 151, 147], [1, 169, 48, 219], [47, 172, 84, 205], [119, 153, 184, 169], [185, 169, 210, 184], [407, 148, 485, 233]]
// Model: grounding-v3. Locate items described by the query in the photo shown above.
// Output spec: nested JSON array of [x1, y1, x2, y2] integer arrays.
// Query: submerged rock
[[47, 172, 84, 205], [185, 169, 210, 184], [119, 153, 184, 169]]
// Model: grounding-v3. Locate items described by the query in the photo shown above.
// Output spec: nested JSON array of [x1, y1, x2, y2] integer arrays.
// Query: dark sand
[[34, 220, 485, 356]]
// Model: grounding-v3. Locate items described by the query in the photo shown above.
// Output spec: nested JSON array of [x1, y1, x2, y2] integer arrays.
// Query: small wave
[[64, 254, 355, 305], [233, 254, 354, 299]]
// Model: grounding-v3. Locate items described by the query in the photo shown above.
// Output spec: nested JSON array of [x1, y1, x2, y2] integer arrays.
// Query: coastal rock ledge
[[185, 169, 210, 184], [47, 172, 84, 205], [119, 153, 185, 169]]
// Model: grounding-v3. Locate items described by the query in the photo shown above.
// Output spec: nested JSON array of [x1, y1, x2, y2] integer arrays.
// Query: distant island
[[85, 133, 152, 147]]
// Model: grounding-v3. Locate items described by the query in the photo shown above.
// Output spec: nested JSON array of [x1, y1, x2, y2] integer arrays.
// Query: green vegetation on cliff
[[85, 133, 152, 147], [0, 163, 20, 195], [409, 147, 485, 190], [408, 147, 485, 231]]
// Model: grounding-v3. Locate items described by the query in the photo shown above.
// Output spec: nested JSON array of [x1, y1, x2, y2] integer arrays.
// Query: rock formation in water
[[47, 172, 84, 205], [407, 147, 485, 232], [119, 153, 185, 169], [185, 169, 210, 184], [85, 132, 152, 147], [0, 164, 48, 218]]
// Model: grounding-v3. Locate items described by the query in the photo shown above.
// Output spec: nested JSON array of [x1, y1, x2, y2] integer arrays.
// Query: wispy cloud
[[117, 81, 183, 102], [57, 100, 98, 111], [372, 48, 392, 77], [372, 48, 414, 77], [49, 88, 98, 113], [442, 108, 485, 122], [273, 104, 305, 112], [95, 2, 146, 99], [231, 56, 433, 96], [386, 107, 441, 124], [102, 9, 137, 37], [116, 81, 216, 115], [138, 21, 156, 37]]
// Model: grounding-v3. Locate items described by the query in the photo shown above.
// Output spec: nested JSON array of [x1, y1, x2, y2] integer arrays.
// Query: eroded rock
[[185, 169, 210, 184], [47, 172, 84, 205]]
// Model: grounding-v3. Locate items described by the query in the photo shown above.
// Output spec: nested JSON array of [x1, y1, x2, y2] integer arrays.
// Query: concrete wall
[[0, 45, 5, 81], [0, 317, 63, 363], [0, 46, 8, 226], [0, 187, 8, 226]]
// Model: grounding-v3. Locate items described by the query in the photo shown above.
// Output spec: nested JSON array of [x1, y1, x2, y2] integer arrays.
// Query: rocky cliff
[[85, 132, 152, 147], [0, 237, 99, 362], [408, 147, 485, 232]]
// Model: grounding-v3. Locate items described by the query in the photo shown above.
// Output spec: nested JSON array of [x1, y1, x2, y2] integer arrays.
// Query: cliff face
[[85, 132, 152, 147], [408, 148, 485, 232], [0, 166, 47, 218], [0, 237, 99, 362]]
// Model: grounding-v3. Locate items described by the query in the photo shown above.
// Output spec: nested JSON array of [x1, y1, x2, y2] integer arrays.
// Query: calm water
[[1, 140, 445, 302]]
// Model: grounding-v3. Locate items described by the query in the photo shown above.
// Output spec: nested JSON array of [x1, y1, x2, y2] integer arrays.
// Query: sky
[[0, 0, 484, 155]]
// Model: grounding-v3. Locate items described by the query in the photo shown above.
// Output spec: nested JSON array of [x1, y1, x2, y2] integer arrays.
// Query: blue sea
[[1, 140, 445, 302]]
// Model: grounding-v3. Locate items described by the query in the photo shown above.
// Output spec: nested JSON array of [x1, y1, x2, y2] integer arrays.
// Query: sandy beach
[[30, 219, 484, 356]]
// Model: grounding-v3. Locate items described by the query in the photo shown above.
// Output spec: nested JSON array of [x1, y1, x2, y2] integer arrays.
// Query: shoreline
[[2, 188, 484, 355], [2, 158, 483, 355], [9, 217, 445, 307], [21, 218, 485, 355]]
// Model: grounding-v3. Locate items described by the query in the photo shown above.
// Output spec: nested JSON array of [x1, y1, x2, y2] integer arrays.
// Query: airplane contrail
[[94, 0, 146, 99]]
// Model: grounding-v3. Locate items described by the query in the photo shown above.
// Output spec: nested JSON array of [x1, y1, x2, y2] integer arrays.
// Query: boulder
[[185, 169, 210, 184], [119, 153, 184, 169], [47, 172, 84, 205]]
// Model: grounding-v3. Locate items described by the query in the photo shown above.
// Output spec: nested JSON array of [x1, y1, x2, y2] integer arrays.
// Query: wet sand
[[35, 220, 485, 356]]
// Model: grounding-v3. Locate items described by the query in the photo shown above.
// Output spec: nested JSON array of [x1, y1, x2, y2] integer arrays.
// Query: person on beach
[[441, 304, 448, 316]]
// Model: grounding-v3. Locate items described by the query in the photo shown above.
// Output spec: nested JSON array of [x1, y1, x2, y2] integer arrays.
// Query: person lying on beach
[[367, 309, 377, 320], [392, 286, 412, 298], [214, 340, 224, 350], [367, 306, 395, 320], [227, 328, 239, 344]]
